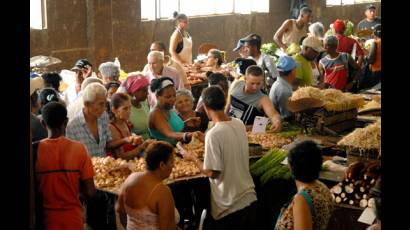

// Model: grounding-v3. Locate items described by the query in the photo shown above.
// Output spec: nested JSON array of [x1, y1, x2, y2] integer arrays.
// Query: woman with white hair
[[175, 89, 208, 132], [306, 22, 326, 87], [308, 22, 325, 40], [98, 61, 120, 85]]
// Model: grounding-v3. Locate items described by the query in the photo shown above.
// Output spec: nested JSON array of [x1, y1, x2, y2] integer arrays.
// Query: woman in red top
[[108, 93, 143, 159]]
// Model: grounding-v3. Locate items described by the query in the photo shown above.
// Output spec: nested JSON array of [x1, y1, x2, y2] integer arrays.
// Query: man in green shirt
[[293, 36, 324, 87]]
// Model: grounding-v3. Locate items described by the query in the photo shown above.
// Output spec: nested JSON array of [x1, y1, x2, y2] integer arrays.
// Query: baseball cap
[[39, 88, 60, 105], [366, 4, 376, 10], [233, 39, 245, 52], [276, 56, 299, 72], [302, 36, 325, 53], [71, 59, 92, 71], [333, 19, 345, 34], [241, 33, 262, 46]]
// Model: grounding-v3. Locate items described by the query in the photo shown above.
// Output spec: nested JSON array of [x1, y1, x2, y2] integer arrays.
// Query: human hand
[[181, 148, 198, 162], [270, 116, 282, 132], [192, 131, 205, 142], [127, 135, 143, 145], [82, 65, 93, 78]]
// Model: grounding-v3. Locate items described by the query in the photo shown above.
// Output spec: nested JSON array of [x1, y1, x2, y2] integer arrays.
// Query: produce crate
[[326, 204, 370, 230], [347, 148, 380, 165], [249, 143, 263, 156], [315, 108, 358, 135], [294, 108, 359, 136]]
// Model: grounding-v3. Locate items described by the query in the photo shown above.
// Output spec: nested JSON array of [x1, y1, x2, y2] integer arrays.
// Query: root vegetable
[[360, 199, 368, 208], [345, 185, 354, 194], [368, 198, 376, 208], [333, 185, 342, 194]]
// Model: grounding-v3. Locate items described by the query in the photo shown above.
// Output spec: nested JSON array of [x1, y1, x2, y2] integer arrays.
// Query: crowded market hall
[[30, 0, 381, 229]]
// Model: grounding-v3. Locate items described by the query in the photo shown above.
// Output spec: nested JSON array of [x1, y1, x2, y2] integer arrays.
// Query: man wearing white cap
[[293, 36, 325, 87]]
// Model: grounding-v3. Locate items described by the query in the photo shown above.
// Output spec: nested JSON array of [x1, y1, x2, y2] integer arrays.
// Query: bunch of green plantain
[[250, 148, 293, 185]]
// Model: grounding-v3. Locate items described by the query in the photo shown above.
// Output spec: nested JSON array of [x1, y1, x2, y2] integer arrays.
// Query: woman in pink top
[[116, 141, 179, 230]]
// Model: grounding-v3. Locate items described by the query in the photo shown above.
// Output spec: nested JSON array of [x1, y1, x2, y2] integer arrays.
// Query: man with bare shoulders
[[274, 7, 312, 51]]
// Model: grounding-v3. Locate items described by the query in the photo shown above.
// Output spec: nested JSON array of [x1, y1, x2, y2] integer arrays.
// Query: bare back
[[123, 172, 163, 213]]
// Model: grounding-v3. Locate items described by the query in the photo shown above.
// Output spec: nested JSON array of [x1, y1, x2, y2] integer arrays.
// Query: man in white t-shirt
[[182, 86, 257, 229]]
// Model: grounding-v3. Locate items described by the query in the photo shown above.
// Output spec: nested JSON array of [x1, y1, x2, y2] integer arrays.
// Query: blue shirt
[[269, 77, 293, 119], [66, 110, 112, 157], [149, 110, 184, 145]]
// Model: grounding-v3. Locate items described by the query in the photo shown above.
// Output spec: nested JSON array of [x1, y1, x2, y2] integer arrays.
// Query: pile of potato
[[247, 132, 292, 149], [181, 138, 205, 159], [92, 155, 202, 190], [169, 157, 201, 180], [92, 156, 135, 190]]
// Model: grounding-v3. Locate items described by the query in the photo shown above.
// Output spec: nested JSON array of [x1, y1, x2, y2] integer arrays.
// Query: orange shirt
[[370, 38, 381, 72], [36, 136, 95, 229]]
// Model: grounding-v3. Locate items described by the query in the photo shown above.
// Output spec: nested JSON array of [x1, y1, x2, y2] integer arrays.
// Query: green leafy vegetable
[[261, 43, 278, 56]]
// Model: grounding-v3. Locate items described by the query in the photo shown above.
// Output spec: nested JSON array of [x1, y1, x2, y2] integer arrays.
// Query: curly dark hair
[[288, 140, 323, 183], [42, 72, 62, 91]]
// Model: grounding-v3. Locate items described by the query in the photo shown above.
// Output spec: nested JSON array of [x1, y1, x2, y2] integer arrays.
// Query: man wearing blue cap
[[269, 56, 298, 119]]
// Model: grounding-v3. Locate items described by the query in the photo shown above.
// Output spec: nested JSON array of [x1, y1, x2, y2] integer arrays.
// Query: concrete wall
[[30, 0, 380, 72]]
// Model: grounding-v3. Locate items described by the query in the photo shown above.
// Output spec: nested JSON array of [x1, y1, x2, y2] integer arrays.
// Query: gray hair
[[82, 82, 107, 104], [147, 51, 164, 61], [81, 76, 104, 91], [309, 22, 325, 38], [176, 88, 194, 102], [324, 35, 339, 48], [98, 62, 120, 81]]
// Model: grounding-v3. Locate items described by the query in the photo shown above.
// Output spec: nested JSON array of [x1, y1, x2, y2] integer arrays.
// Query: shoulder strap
[[146, 182, 163, 203], [176, 27, 184, 38], [299, 190, 316, 219], [111, 122, 126, 138]]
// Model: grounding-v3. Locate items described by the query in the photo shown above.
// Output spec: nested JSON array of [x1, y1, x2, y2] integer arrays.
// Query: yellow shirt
[[294, 53, 314, 86]]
